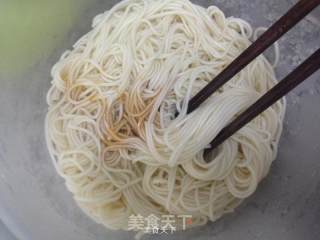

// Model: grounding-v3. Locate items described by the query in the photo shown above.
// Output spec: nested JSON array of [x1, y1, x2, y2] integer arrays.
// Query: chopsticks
[[187, 0, 319, 114], [181, 0, 320, 157]]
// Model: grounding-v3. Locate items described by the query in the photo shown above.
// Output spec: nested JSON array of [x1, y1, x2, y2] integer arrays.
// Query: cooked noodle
[[45, 0, 286, 232]]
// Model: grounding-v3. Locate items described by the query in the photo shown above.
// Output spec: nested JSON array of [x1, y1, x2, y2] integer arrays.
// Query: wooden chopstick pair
[[185, 0, 320, 158]]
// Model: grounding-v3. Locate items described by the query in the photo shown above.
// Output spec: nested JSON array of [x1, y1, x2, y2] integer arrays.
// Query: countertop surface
[[0, 1, 320, 240]]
